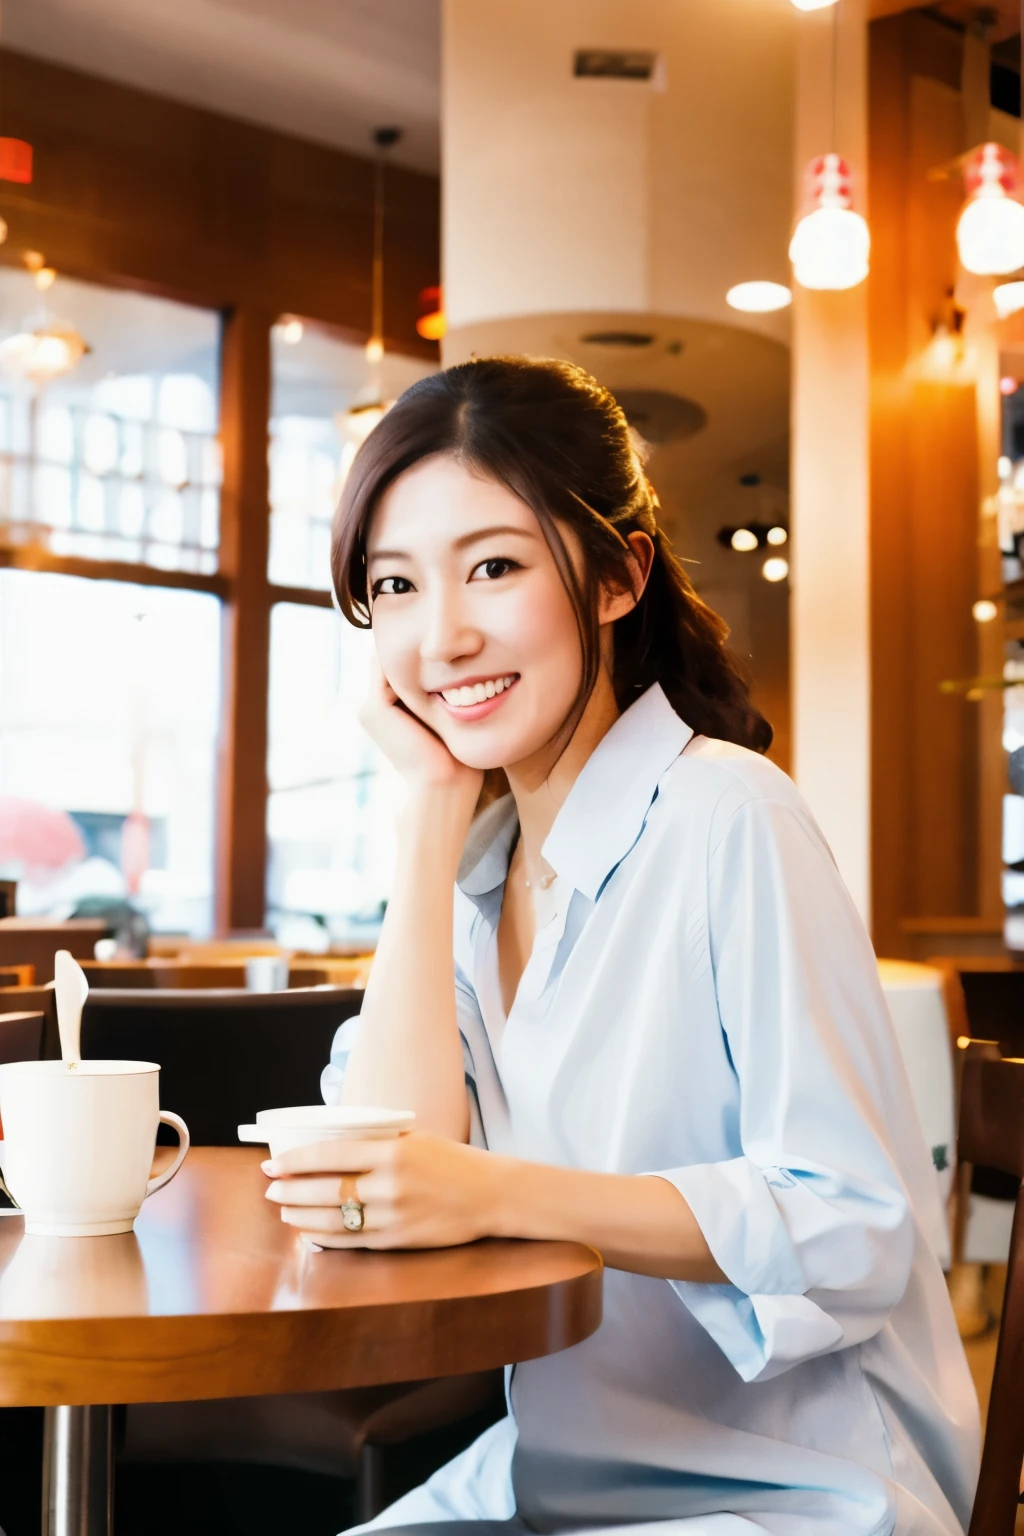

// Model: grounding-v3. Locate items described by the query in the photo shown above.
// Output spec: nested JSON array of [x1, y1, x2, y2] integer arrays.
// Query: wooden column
[[868, 15, 983, 957], [215, 307, 272, 932]]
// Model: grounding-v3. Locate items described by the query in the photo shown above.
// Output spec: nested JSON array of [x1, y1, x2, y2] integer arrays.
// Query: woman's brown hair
[[331, 355, 772, 753]]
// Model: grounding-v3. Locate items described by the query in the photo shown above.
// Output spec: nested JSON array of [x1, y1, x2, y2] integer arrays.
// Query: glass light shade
[[995, 281, 1024, 319], [730, 528, 758, 553], [766, 526, 788, 546], [726, 281, 792, 313], [762, 557, 789, 583], [0, 323, 87, 383], [972, 599, 998, 623], [789, 207, 870, 290], [957, 194, 1024, 276]]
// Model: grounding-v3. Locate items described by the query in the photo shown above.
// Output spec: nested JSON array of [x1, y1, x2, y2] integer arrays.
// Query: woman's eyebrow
[[452, 524, 535, 551], [367, 525, 535, 566]]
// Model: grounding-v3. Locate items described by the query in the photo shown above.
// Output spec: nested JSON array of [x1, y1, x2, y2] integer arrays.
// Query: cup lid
[[255, 1105, 414, 1130]]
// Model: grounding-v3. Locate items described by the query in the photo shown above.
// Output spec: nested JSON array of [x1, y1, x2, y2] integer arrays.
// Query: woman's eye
[[371, 576, 414, 597], [471, 558, 519, 581]]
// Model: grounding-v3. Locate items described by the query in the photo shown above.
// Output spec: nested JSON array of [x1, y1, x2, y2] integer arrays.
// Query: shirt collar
[[456, 684, 693, 905]]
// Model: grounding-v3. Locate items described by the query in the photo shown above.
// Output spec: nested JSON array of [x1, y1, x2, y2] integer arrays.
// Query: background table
[[0, 1147, 603, 1534]]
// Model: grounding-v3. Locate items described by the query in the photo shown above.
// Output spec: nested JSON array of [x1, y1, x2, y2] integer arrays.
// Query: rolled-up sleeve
[[658, 795, 915, 1383], [321, 967, 487, 1147]]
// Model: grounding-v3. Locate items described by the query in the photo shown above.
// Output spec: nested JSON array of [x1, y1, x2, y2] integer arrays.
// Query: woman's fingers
[[262, 1137, 393, 1179], [266, 1174, 366, 1207], [279, 1203, 375, 1234]]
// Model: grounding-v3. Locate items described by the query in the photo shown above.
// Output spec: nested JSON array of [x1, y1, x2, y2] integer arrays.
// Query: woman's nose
[[418, 589, 482, 665]]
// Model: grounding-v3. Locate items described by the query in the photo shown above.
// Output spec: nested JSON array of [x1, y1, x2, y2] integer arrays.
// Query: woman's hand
[[263, 1131, 499, 1249], [360, 657, 483, 810]]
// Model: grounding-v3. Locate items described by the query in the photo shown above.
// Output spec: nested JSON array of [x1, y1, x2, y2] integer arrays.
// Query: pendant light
[[956, 142, 1024, 276], [789, 1, 870, 291], [0, 257, 89, 383], [344, 126, 401, 440]]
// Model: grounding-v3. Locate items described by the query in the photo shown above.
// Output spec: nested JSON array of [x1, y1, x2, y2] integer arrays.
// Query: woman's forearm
[[488, 1156, 727, 1282], [340, 790, 474, 1139]]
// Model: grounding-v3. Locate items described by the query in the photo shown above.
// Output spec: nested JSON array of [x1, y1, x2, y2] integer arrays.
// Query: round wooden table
[[0, 1146, 603, 1535]]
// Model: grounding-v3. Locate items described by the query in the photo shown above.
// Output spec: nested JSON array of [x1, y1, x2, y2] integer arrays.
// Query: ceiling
[[3, 0, 442, 172]]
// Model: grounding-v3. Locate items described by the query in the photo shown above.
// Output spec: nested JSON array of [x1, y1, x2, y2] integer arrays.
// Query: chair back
[[958, 971, 1024, 1058], [961, 1044, 1024, 1536], [0, 1010, 44, 1066], [79, 986, 362, 1145], [0, 919, 107, 985]]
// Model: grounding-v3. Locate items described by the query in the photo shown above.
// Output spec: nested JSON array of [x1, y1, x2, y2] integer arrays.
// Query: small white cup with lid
[[238, 1105, 415, 1162]]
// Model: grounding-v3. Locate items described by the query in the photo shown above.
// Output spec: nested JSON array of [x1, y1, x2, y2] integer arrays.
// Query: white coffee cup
[[238, 1104, 414, 1161], [0, 1059, 190, 1237], [245, 955, 290, 992]]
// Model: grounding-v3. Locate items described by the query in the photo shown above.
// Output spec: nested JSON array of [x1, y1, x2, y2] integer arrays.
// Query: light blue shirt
[[325, 683, 979, 1536]]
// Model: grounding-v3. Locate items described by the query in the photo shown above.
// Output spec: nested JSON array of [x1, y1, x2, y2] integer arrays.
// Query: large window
[[266, 603, 403, 949], [268, 321, 432, 590], [0, 270, 221, 575], [0, 570, 221, 934]]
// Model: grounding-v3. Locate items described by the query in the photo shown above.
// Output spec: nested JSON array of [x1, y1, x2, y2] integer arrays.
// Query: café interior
[[2, 0, 1024, 1533]]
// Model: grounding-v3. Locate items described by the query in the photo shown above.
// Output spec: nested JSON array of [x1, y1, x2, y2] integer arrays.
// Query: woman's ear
[[598, 531, 656, 625]]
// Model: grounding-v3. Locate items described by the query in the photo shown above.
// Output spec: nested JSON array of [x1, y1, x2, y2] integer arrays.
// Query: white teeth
[[439, 675, 517, 707]]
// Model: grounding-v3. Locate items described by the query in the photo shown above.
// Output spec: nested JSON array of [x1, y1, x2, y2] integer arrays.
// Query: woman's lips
[[434, 674, 520, 723]]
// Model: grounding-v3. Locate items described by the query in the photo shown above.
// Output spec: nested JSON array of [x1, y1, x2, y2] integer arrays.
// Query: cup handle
[[146, 1111, 190, 1198]]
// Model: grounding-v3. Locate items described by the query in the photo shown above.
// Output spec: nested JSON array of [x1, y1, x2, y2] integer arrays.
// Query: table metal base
[[42, 1406, 112, 1536]]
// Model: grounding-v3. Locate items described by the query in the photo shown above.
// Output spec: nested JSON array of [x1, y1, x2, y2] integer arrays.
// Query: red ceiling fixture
[[0, 137, 30, 184], [416, 286, 445, 342]]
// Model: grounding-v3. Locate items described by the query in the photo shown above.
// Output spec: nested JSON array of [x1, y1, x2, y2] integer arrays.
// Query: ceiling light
[[790, 155, 869, 290], [416, 285, 446, 340], [957, 144, 1024, 276], [35, 266, 56, 292], [995, 280, 1024, 319], [762, 556, 789, 583], [276, 316, 303, 345], [731, 528, 759, 553], [365, 336, 384, 364], [0, 321, 88, 383], [1001, 376, 1018, 395], [973, 598, 998, 622], [790, 0, 838, 8], [766, 526, 788, 546], [726, 282, 792, 314]]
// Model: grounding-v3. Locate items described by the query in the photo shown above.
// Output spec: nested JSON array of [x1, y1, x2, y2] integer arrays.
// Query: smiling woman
[[266, 357, 980, 1536]]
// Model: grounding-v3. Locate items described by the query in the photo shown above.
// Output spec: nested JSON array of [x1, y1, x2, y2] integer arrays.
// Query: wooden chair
[[89, 984, 503, 1514], [80, 959, 337, 991], [0, 918, 107, 985], [0, 987, 57, 1058], [0, 1010, 44, 1067], [959, 1043, 1024, 1536]]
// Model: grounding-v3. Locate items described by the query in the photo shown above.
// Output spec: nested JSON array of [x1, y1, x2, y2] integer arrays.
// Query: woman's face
[[366, 453, 585, 772]]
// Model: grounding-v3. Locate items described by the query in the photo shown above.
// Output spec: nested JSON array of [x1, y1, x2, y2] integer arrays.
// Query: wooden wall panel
[[869, 16, 982, 955], [0, 49, 439, 356]]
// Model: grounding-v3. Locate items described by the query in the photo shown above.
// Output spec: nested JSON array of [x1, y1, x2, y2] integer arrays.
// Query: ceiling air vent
[[579, 330, 656, 349], [615, 390, 706, 447], [574, 49, 663, 84]]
